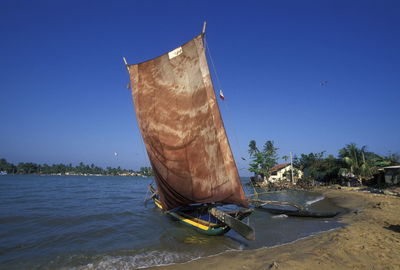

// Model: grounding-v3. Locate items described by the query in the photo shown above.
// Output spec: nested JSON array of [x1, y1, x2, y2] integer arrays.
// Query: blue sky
[[1, 0, 399, 175]]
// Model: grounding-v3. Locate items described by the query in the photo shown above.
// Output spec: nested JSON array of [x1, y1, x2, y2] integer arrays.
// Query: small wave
[[73, 250, 199, 270], [271, 214, 288, 218], [305, 195, 324, 206]]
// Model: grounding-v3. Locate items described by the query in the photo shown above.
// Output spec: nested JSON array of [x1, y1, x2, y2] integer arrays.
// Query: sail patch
[[168, 47, 183, 59]]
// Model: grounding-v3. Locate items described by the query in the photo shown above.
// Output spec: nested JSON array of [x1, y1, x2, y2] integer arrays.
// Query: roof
[[270, 163, 291, 173]]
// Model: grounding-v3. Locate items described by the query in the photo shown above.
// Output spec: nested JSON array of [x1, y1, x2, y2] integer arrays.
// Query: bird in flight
[[320, 80, 329, 86]]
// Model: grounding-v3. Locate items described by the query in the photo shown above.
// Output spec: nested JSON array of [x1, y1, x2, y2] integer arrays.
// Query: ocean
[[0, 175, 345, 269]]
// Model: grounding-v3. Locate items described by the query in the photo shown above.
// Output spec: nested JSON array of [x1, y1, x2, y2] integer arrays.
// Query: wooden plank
[[249, 199, 304, 210], [209, 207, 255, 240]]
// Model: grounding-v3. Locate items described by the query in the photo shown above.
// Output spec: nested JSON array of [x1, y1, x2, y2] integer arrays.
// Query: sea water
[[0, 175, 345, 269]]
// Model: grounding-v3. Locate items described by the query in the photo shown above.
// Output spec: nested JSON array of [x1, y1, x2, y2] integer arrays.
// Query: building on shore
[[268, 163, 303, 183], [375, 165, 400, 185]]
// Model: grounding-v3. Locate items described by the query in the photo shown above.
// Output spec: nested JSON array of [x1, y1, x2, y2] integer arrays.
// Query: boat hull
[[149, 185, 252, 237], [153, 197, 231, 236]]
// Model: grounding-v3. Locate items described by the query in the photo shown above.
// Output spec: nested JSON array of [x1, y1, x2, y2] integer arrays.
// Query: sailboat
[[123, 23, 255, 240]]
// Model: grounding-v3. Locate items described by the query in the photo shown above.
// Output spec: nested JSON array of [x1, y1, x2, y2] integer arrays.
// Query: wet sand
[[149, 187, 400, 270]]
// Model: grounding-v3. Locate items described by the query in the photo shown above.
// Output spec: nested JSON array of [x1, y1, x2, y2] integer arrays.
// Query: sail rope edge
[[204, 36, 248, 170]]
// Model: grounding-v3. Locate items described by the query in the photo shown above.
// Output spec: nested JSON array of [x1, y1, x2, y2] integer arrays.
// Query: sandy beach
[[149, 187, 400, 270]]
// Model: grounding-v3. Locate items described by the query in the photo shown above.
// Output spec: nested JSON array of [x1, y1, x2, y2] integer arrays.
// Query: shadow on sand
[[384, 224, 400, 233]]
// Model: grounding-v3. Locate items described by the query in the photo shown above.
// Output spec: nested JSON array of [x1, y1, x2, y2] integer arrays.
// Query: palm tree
[[339, 143, 374, 184], [248, 140, 259, 158], [248, 140, 278, 181]]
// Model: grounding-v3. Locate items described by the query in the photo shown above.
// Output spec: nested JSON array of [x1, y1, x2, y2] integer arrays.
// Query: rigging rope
[[204, 37, 248, 166], [127, 82, 153, 187]]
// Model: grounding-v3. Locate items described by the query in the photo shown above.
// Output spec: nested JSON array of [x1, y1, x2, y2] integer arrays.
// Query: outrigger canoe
[[149, 185, 253, 237]]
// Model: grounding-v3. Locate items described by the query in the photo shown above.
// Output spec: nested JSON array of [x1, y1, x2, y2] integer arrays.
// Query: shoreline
[[147, 187, 400, 270], [0, 173, 150, 177]]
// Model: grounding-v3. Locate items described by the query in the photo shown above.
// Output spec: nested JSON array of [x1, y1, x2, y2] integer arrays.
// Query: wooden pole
[[202, 21, 207, 34], [123, 57, 131, 89], [209, 207, 255, 240], [290, 152, 294, 184], [246, 190, 286, 197], [122, 57, 130, 74], [248, 199, 304, 211]]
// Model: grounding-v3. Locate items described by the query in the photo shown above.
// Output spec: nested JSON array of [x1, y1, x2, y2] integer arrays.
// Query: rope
[[204, 37, 247, 163], [204, 37, 223, 95], [143, 185, 150, 203]]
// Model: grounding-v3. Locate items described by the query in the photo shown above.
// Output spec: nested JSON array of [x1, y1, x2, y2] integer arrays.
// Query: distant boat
[[0, 171, 7, 176], [123, 24, 254, 240]]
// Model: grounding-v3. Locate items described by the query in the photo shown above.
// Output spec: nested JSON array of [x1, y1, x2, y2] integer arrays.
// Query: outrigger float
[[248, 198, 339, 218], [245, 182, 340, 218]]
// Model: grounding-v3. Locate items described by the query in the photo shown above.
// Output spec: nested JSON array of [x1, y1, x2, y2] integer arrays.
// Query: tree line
[[0, 159, 153, 176], [248, 140, 399, 185]]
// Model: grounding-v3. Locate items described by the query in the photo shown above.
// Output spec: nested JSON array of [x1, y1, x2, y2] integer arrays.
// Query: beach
[[149, 187, 400, 270]]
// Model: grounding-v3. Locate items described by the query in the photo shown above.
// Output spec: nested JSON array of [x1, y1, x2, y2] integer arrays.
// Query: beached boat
[[149, 185, 253, 236], [123, 23, 255, 240]]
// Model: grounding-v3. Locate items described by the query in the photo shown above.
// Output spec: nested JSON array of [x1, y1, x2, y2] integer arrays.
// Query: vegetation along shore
[[0, 159, 153, 177], [246, 141, 399, 188]]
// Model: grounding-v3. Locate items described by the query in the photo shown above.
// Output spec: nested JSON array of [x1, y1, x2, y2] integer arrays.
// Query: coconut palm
[[248, 140, 259, 157], [338, 143, 374, 183], [248, 140, 278, 181]]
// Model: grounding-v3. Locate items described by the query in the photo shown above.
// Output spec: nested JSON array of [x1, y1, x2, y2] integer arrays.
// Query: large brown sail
[[127, 34, 248, 210]]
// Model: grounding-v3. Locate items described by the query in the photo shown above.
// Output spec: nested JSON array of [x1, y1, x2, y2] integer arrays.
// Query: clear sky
[[1, 0, 399, 175]]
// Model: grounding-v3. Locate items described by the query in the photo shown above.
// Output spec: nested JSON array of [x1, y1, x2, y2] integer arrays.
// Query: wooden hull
[[153, 198, 231, 236], [149, 185, 252, 237]]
